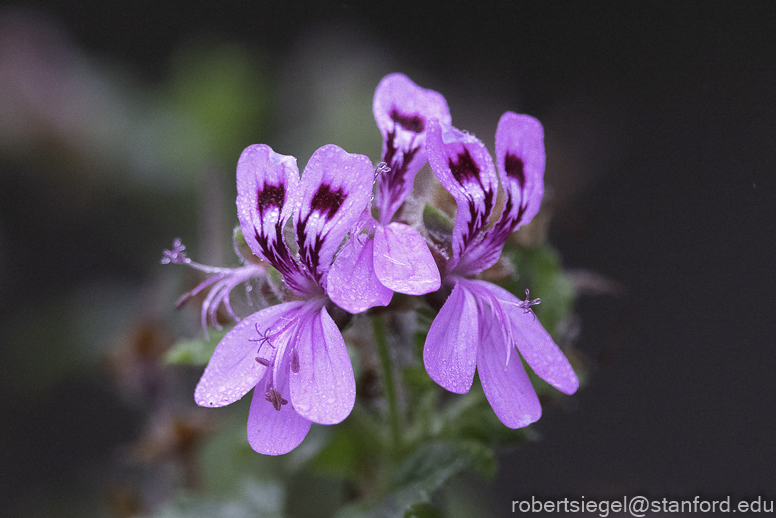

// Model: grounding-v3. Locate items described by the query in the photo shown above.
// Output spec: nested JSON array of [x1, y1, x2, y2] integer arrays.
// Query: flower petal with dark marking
[[294, 145, 373, 285], [426, 119, 498, 273], [236, 144, 316, 296], [373, 73, 451, 224]]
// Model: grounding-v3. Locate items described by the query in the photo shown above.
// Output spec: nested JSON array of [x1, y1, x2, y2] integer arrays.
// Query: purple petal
[[327, 234, 393, 313], [373, 222, 441, 295], [194, 301, 304, 408], [494, 112, 545, 231], [426, 119, 499, 273], [294, 145, 374, 284], [423, 280, 479, 394], [476, 300, 542, 428], [290, 306, 356, 425], [247, 382, 311, 456], [236, 145, 314, 296], [373, 73, 451, 224], [479, 281, 578, 395]]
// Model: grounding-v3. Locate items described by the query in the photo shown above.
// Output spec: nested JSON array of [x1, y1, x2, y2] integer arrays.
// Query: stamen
[[265, 388, 288, 411], [291, 349, 300, 373], [163, 238, 268, 337], [255, 357, 270, 366], [517, 289, 541, 320]]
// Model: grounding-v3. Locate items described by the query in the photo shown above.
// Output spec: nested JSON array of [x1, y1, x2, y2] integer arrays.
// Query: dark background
[[1, 1, 774, 515]]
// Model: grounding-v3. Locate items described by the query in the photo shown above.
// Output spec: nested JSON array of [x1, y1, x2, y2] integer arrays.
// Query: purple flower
[[194, 143, 374, 455], [328, 73, 451, 313], [423, 113, 578, 428]]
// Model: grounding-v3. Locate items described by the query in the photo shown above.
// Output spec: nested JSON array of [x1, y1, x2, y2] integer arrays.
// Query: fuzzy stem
[[372, 314, 401, 452]]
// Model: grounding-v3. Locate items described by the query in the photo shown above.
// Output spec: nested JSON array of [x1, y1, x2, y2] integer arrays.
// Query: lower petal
[[194, 301, 304, 407], [478, 281, 579, 395], [290, 307, 356, 425], [247, 382, 311, 455], [373, 222, 441, 295], [477, 304, 542, 428], [423, 281, 478, 394], [327, 235, 393, 313]]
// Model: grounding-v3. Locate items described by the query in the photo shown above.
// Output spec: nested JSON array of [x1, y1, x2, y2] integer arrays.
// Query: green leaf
[[333, 441, 495, 518], [310, 407, 385, 482], [164, 327, 231, 365]]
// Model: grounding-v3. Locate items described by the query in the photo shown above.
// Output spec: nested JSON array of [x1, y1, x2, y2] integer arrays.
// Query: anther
[[291, 350, 300, 373], [255, 357, 270, 366], [265, 388, 288, 411]]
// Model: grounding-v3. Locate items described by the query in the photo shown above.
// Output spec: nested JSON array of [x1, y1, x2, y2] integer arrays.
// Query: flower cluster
[[163, 73, 578, 455]]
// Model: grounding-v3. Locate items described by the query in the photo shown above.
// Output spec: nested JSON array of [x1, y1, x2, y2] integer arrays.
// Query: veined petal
[[328, 233, 393, 313], [426, 119, 498, 273], [476, 300, 542, 428], [494, 112, 545, 232], [290, 306, 356, 425], [294, 145, 374, 285], [194, 301, 305, 408], [247, 380, 311, 456], [373, 222, 441, 295], [423, 280, 479, 394], [373, 73, 451, 224], [236, 144, 314, 295], [456, 114, 547, 274], [478, 281, 578, 395]]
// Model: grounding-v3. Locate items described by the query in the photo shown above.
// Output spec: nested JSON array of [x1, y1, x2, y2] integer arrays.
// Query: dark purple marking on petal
[[461, 188, 495, 251], [449, 148, 481, 186], [503, 153, 526, 190], [265, 387, 288, 411], [249, 184, 315, 292], [291, 349, 300, 373], [254, 224, 297, 278], [295, 184, 350, 284], [378, 131, 421, 220], [295, 217, 324, 283], [390, 109, 425, 133], [257, 183, 286, 212], [310, 184, 347, 219]]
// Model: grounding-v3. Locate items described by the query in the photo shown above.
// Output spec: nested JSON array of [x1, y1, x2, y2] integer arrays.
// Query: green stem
[[372, 314, 402, 452]]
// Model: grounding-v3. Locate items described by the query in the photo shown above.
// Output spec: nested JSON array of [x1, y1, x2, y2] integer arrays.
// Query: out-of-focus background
[[1, 2, 774, 516]]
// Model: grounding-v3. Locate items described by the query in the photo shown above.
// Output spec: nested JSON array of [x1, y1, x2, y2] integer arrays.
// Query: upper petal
[[247, 379, 311, 456], [327, 233, 393, 313], [373, 73, 451, 224], [426, 119, 499, 273], [458, 113, 546, 273], [290, 306, 356, 425], [236, 144, 315, 295], [476, 300, 542, 428], [373, 222, 441, 295], [294, 145, 374, 285], [478, 281, 578, 395], [494, 112, 545, 231], [423, 280, 479, 394], [194, 301, 305, 407]]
